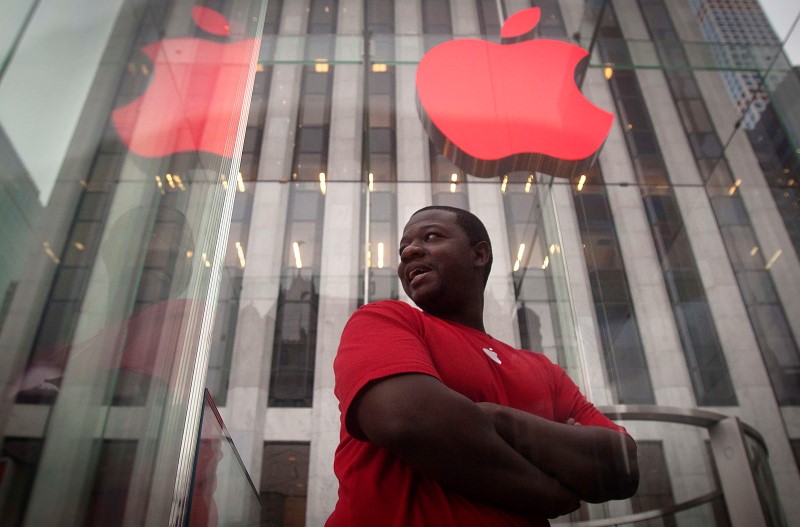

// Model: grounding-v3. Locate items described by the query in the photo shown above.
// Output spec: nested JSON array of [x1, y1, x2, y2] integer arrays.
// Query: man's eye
[[424, 232, 440, 241]]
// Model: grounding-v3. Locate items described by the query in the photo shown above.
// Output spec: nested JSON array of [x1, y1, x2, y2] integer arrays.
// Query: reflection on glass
[[188, 391, 261, 527]]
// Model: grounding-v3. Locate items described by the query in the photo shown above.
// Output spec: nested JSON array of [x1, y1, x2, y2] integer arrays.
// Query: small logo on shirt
[[483, 347, 502, 364]]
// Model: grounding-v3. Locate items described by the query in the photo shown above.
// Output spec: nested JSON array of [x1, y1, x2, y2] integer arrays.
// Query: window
[[261, 442, 310, 527]]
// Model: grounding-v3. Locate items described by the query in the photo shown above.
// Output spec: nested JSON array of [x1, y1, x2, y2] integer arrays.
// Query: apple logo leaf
[[500, 7, 540, 43], [415, 7, 614, 179], [192, 6, 231, 37]]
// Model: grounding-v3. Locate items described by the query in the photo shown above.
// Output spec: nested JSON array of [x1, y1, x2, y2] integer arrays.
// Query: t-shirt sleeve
[[334, 301, 442, 439], [551, 363, 630, 437]]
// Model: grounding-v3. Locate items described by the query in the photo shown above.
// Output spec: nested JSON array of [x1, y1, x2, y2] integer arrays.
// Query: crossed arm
[[351, 373, 638, 519]]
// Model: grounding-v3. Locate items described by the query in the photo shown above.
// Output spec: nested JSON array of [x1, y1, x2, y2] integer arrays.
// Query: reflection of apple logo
[[112, 6, 257, 158], [416, 7, 613, 178]]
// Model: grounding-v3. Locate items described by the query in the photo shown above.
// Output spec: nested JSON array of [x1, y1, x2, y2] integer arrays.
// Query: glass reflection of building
[[0, 0, 799, 526]]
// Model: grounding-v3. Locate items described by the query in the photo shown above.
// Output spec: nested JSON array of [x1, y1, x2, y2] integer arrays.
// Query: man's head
[[412, 206, 494, 283], [398, 206, 493, 319]]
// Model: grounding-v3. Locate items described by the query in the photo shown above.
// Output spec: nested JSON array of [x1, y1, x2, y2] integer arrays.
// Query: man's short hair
[[411, 205, 493, 285]]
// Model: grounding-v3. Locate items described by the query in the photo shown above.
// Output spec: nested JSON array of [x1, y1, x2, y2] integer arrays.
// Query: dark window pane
[[261, 442, 310, 527]]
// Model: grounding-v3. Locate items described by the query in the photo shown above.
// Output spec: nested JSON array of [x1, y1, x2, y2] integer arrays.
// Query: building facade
[[0, 0, 798, 526]]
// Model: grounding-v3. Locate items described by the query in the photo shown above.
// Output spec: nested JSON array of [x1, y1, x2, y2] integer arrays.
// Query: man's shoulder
[[354, 299, 421, 319]]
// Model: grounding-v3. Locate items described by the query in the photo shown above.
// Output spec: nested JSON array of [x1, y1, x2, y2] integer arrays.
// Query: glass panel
[[187, 391, 261, 527], [0, 0, 265, 523]]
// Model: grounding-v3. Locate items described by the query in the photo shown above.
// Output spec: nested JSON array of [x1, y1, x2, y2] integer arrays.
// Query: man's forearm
[[479, 402, 639, 502], [354, 374, 581, 518]]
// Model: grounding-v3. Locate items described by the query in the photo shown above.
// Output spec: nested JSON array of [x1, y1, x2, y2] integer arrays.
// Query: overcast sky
[[760, 0, 800, 65]]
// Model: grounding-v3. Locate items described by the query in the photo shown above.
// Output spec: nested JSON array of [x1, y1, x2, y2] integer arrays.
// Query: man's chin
[[409, 289, 438, 313]]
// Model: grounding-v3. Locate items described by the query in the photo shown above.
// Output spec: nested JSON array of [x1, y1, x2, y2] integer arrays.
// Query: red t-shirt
[[327, 300, 627, 527]]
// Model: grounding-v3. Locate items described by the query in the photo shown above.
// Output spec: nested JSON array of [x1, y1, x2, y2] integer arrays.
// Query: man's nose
[[400, 243, 424, 261]]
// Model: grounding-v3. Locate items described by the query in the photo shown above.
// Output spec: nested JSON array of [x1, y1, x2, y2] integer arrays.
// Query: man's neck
[[427, 300, 485, 333]]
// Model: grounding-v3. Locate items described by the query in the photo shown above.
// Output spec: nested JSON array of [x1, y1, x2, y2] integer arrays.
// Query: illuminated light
[[237, 172, 246, 193], [451, 173, 458, 182], [202, 252, 211, 268], [783, 168, 790, 174], [141, 64, 149, 76], [764, 249, 782, 270], [256, 63, 265, 72], [604, 63, 613, 80], [727, 179, 741, 196], [789, 179, 796, 186], [292, 172, 297, 180], [166, 173, 176, 189], [541, 256, 549, 270], [750, 246, 759, 256], [288, 455, 297, 462], [555, 244, 561, 254], [155, 175, 165, 194], [577, 174, 587, 191], [235, 241, 246, 268], [501, 175, 508, 193], [378, 242, 385, 269], [626, 123, 633, 130], [513, 243, 525, 272], [525, 174, 534, 193], [186, 250, 194, 258], [368, 172, 374, 192], [319, 172, 327, 195], [79, 179, 88, 188], [366, 244, 372, 268], [74, 242, 85, 251], [293, 241, 303, 269], [450, 182, 457, 193], [173, 174, 185, 190], [450, 174, 457, 192], [371, 63, 388, 73], [324, 5, 329, 12], [549, 244, 556, 254], [315, 61, 329, 73], [43, 242, 60, 264], [220, 174, 228, 190]]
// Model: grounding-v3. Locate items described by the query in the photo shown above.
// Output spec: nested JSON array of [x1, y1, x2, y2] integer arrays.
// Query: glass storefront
[[0, 0, 798, 525]]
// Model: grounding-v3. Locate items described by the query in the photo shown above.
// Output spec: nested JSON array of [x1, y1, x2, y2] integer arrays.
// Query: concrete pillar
[[395, 0, 430, 306], [305, 1, 364, 525], [223, 0, 308, 494]]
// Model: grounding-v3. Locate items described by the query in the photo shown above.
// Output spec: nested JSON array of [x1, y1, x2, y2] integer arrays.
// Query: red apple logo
[[111, 7, 257, 158], [416, 8, 613, 178]]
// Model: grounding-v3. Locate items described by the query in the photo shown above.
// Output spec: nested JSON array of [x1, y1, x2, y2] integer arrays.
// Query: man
[[327, 206, 638, 526]]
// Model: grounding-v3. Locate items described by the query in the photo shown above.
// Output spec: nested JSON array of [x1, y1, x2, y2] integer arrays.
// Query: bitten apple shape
[[112, 6, 256, 158], [416, 7, 613, 178]]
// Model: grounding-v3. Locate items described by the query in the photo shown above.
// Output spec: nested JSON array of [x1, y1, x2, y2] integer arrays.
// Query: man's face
[[398, 209, 481, 314]]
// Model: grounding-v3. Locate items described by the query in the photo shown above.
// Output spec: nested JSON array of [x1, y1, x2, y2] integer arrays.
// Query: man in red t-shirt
[[327, 206, 639, 526]]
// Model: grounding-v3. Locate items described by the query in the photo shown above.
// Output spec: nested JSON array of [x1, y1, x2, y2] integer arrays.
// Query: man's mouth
[[407, 266, 431, 286]]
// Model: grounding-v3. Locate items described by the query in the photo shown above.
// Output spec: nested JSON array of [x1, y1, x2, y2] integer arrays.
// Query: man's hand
[[478, 402, 639, 503]]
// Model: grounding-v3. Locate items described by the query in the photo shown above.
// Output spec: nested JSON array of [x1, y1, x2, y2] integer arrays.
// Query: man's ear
[[473, 241, 491, 269]]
